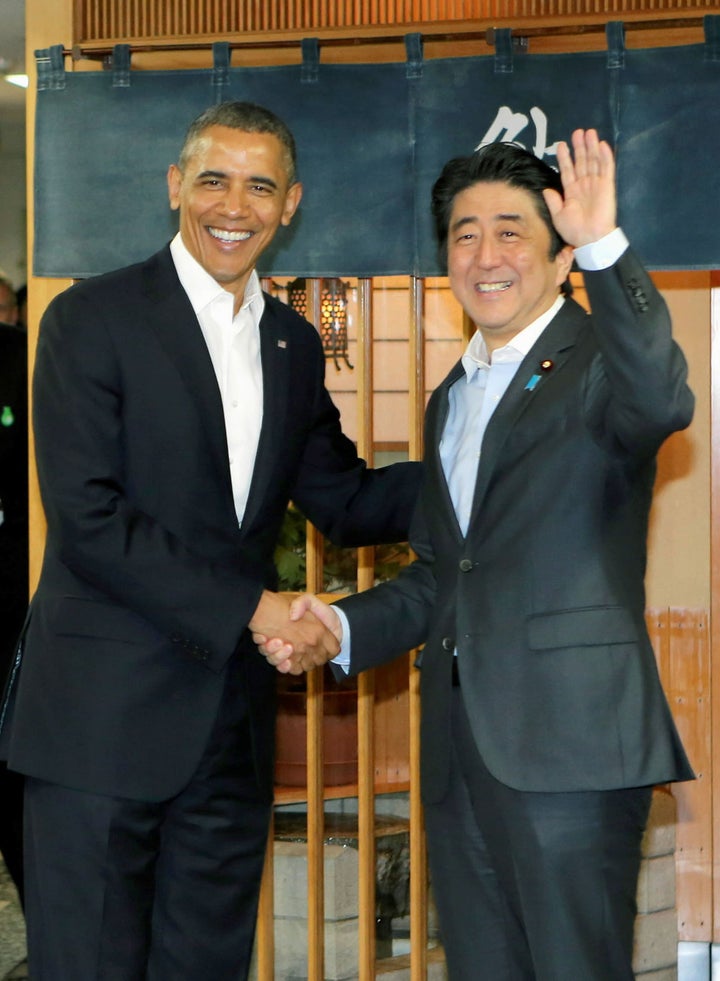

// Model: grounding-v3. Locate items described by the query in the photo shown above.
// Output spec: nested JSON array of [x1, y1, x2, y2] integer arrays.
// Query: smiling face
[[167, 124, 302, 310], [447, 181, 574, 354]]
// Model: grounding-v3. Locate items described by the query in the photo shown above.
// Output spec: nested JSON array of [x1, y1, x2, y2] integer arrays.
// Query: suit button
[[442, 637, 454, 651], [459, 559, 473, 572]]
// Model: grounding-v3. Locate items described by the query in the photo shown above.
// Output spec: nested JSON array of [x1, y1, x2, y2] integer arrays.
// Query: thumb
[[290, 594, 343, 644], [289, 592, 316, 622], [542, 187, 563, 222]]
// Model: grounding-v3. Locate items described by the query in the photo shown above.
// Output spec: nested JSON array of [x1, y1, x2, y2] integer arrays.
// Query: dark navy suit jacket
[[0, 323, 28, 679]]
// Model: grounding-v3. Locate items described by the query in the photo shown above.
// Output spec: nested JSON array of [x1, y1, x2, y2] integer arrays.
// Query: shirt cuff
[[332, 605, 352, 673], [574, 227, 629, 271]]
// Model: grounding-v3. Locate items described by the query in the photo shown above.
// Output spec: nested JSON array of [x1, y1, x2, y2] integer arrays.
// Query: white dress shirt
[[170, 233, 264, 527]]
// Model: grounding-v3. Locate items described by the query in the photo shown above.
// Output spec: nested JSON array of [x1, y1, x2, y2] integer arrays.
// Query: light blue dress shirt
[[440, 296, 562, 536]]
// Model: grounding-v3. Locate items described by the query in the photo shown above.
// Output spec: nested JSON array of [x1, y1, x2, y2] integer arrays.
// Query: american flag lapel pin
[[277, 339, 287, 349]]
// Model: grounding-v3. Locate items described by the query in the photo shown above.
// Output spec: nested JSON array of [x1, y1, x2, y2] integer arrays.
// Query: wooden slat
[[306, 527, 326, 981], [356, 278, 378, 980], [255, 817, 275, 981], [408, 277, 428, 981], [409, 277, 425, 454], [302, 280, 327, 981], [373, 656, 411, 787], [711, 271, 720, 941], [76, 0, 717, 38], [28, 0, 75, 600], [647, 608, 713, 940], [305, 656, 326, 980]]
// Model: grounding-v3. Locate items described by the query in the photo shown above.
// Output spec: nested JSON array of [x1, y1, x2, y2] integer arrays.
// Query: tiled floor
[[0, 860, 26, 981]]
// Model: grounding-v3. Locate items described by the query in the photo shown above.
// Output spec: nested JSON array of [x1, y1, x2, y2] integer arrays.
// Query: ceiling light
[[5, 74, 28, 88]]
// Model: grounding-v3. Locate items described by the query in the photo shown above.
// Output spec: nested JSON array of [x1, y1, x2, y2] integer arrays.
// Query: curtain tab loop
[[493, 29, 514, 75], [111, 44, 131, 88], [301, 38, 320, 84], [606, 22, 625, 71], [405, 33, 424, 79], [36, 44, 66, 92], [704, 15, 720, 63], [212, 42, 230, 90]]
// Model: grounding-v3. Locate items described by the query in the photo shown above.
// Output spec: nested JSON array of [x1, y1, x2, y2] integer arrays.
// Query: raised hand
[[249, 590, 339, 675], [543, 128, 617, 248]]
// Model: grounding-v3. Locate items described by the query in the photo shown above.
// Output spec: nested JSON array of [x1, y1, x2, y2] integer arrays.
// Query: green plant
[[274, 505, 410, 593]]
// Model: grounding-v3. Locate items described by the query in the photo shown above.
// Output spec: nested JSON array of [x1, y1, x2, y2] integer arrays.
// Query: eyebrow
[[196, 169, 279, 190], [450, 212, 524, 234]]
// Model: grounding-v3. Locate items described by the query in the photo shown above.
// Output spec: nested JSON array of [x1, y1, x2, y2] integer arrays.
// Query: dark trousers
[[1, 599, 28, 907], [23, 659, 272, 981], [0, 761, 24, 907], [424, 687, 652, 981]]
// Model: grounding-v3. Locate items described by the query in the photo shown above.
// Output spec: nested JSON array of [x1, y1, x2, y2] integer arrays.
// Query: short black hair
[[179, 101, 298, 186], [431, 142, 567, 267]]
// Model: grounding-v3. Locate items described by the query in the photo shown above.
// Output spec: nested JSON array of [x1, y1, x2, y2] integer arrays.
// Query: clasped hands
[[249, 589, 342, 675]]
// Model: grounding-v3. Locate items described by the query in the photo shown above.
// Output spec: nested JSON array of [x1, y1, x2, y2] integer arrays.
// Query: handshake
[[249, 589, 344, 675]]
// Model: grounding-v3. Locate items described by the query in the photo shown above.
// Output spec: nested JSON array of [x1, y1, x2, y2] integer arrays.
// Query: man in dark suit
[[0, 297, 27, 908], [265, 130, 695, 979], [0, 101, 420, 980]]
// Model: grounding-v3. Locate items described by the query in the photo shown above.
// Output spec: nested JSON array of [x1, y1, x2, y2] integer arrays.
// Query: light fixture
[[4, 74, 28, 88], [286, 278, 354, 371]]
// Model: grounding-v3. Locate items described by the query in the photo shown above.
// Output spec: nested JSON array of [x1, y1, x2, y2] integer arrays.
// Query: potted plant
[[273, 506, 409, 787]]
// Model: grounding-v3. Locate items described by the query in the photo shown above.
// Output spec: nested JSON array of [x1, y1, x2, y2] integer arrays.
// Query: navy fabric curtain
[[412, 29, 619, 275], [33, 19, 720, 278], [615, 20, 720, 269]]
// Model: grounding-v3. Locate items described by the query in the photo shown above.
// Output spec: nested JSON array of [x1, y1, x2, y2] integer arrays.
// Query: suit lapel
[[239, 298, 291, 532], [142, 254, 292, 535], [468, 297, 588, 525], [427, 360, 467, 543], [141, 249, 230, 468]]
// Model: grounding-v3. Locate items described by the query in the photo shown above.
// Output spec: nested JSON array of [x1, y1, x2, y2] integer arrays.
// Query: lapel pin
[[524, 360, 554, 392], [277, 339, 287, 349]]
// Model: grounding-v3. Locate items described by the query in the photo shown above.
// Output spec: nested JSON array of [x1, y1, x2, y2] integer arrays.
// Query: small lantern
[[286, 277, 353, 371]]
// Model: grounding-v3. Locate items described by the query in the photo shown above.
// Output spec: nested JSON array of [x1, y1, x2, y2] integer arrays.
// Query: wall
[[0, 116, 27, 288], [646, 273, 711, 610]]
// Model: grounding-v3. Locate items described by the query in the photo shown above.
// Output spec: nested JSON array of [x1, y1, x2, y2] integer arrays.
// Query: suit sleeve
[[582, 248, 694, 457], [284, 324, 422, 548], [334, 494, 437, 674]]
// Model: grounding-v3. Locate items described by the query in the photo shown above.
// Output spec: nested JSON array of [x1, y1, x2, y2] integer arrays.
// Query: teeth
[[476, 282, 511, 293], [208, 227, 252, 243]]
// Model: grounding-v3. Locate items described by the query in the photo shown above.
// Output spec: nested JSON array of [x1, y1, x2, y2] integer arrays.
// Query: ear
[[554, 244, 575, 287], [167, 164, 182, 212], [281, 181, 303, 227]]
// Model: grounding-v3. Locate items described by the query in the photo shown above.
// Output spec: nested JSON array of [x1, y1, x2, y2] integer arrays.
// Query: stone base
[[260, 788, 679, 979], [633, 788, 678, 978], [274, 916, 360, 981]]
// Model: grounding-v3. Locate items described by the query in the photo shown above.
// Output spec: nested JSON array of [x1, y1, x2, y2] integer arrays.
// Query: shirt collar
[[461, 294, 565, 381], [169, 232, 265, 322]]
